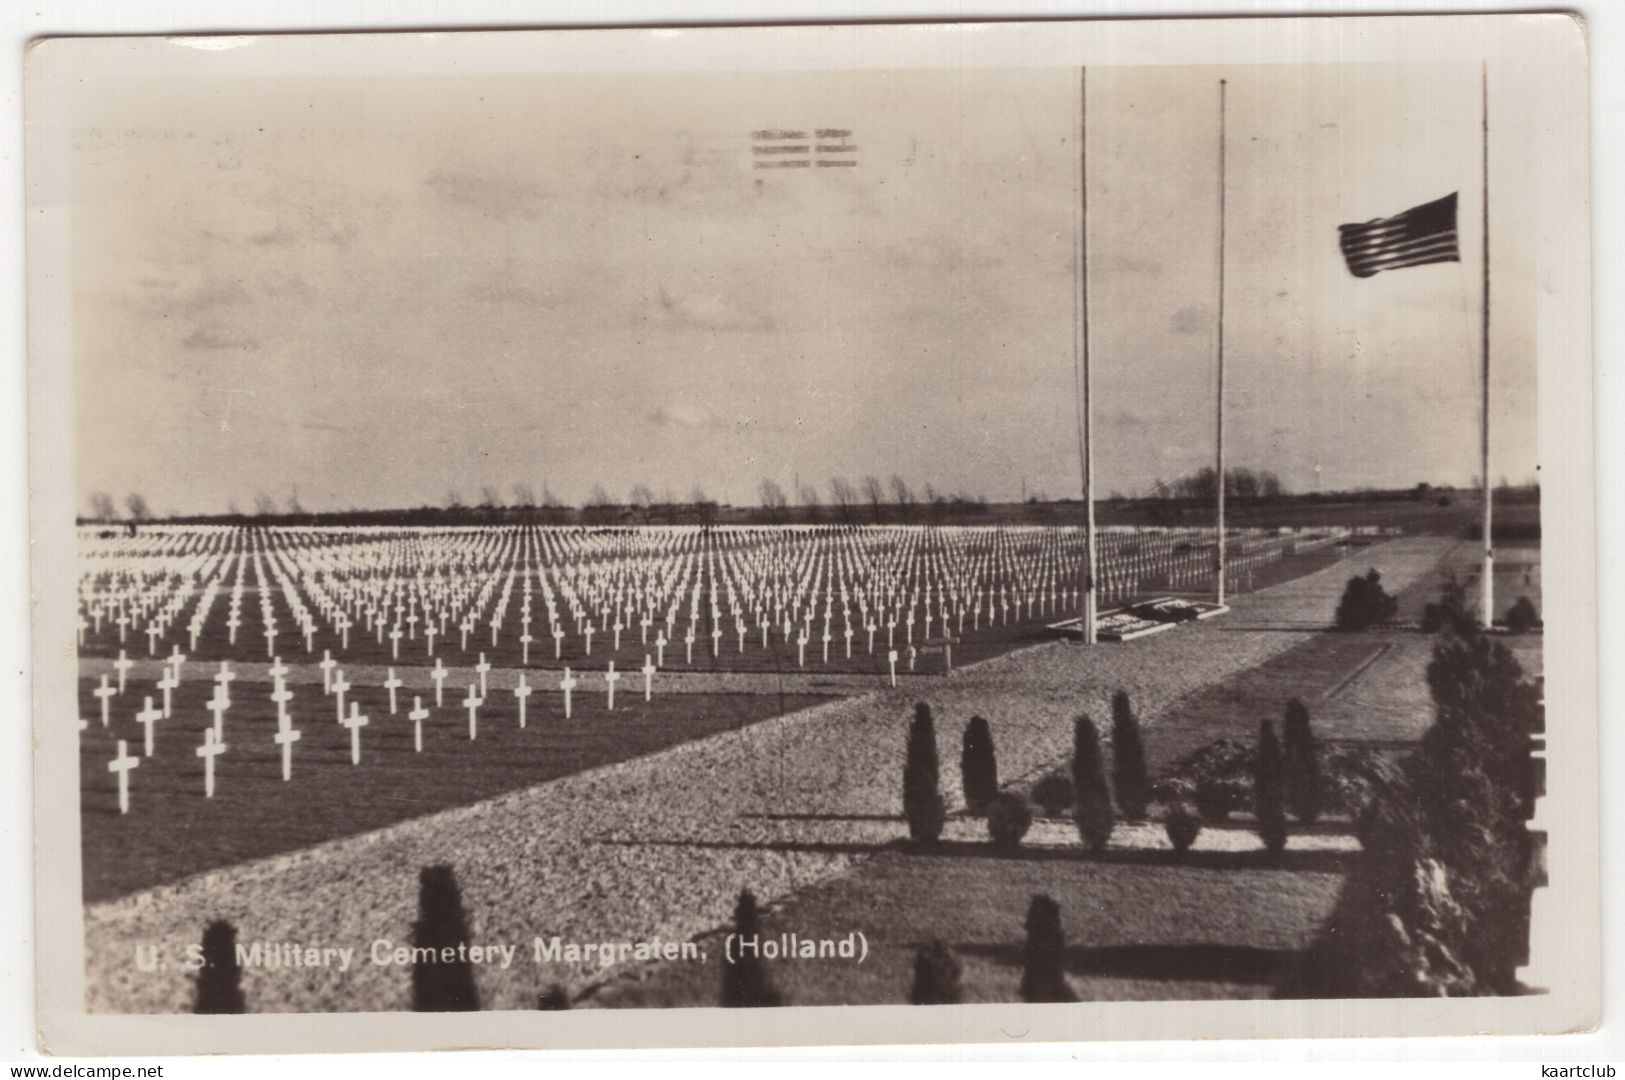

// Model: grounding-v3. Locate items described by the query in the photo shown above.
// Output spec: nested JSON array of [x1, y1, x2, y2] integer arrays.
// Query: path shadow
[[1212, 624, 1333, 634], [956, 941, 1299, 986], [738, 812, 902, 823], [590, 835, 1361, 873]]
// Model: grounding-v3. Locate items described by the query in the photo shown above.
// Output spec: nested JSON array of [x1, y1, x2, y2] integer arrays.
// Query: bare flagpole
[[1479, 62, 1495, 629], [1075, 66, 1098, 644], [1215, 77, 1228, 608]]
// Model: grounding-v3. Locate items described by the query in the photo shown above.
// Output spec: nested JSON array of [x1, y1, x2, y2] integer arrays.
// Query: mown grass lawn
[[78, 677, 833, 901]]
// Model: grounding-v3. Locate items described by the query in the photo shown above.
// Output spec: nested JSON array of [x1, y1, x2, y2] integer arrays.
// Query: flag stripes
[[1337, 192, 1460, 278]]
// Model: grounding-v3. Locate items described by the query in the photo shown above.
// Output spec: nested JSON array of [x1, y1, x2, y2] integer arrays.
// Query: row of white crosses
[[80, 523, 1356, 680], [97, 644, 669, 815]]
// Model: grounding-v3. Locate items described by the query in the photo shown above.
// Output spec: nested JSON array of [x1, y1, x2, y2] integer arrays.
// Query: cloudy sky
[[64, 53, 1538, 513]]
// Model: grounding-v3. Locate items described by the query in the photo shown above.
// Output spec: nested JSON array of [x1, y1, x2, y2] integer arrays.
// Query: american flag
[[1337, 192, 1460, 278]]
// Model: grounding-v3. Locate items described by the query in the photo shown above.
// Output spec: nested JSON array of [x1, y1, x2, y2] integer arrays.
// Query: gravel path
[[81, 537, 1451, 1013]]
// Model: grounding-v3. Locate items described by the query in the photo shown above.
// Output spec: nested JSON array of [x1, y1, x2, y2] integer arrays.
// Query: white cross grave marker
[[559, 667, 577, 719], [195, 728, 226, 798], [273, 682, 295, 724], [108, 739, 138, 813], [384, 668, 403, 715], [92, 675, 115, 727], [157, 667, 178, 719], [409, 696, 428, 752], [343, 701, 369, 764], [605, 662, 620, 711], [113, 650, 133, 693], [207, 686, 231, 742], [463, 684, 483, 740], [514, 674, 532, 728], [431, 657, 448, 706], [331, 670, 352, 723], [273, 715, 300, 781]]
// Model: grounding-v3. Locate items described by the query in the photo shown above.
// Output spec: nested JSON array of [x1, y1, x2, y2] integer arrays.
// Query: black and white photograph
[[23, 15, 1597, 1053]]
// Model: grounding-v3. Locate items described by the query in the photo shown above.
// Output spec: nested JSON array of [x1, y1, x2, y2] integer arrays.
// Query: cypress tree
[[1019, 894, 1076, 1003], [1282, 698, 1322, 823], [1110, 689, 1150, 820], [192, 919, 246, 1014], [910, 938, 963, 1005], [721, 888, 782, 1007], [412, 864, 480, 1012], [960, 715, 999, 815], [903, 702, 946, 843], [1072, 715, 1115, 853], [1255, 720, 1288, 860]]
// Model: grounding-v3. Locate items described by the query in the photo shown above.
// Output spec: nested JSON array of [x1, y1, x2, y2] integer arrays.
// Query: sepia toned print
[[27, 16, 1595, 1054]]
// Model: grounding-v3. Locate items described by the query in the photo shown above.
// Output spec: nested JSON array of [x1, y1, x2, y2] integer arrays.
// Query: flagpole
[[1215, 77, 1228, 608], [1075, 66, 1098, 644], [1480, 61, 1494, 629]]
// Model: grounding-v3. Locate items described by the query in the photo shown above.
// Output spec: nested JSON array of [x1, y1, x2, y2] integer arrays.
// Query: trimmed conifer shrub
[[1072, 715, 1115, 853], [1335, 569, 1398, 631], [721, 888, 783, 1007], [1030, 772, 1075, 817], [193, 919, 246, 1014], [1282, 698, 1322, 824], [1111, 689, 1151, 820], [1254, 720, 1289, 860], [910, 938, 963, 1005], [903, 702, 946, 843], [987, 791, 1034, 850], [1019, 894, 1077, 1003], [536, 984, 571, 1010], [960, 715, 999, 815], [411, 864, 480, 1012], [1506, 596, 1539, 634], [1165, 802, 1201, 855]]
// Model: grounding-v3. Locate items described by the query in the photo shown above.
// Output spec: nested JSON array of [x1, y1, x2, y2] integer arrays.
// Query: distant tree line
[[1147, 466, 1287, 503], [758, 474, 989, 525]]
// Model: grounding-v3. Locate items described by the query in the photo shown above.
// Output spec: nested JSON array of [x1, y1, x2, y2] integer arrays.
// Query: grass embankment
[[588, 841, 1347, 1007]]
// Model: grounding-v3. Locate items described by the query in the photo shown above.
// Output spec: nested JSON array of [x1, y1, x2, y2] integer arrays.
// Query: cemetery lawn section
[[78, 681, 835, 901], [78, 536, 1470, 1013]]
